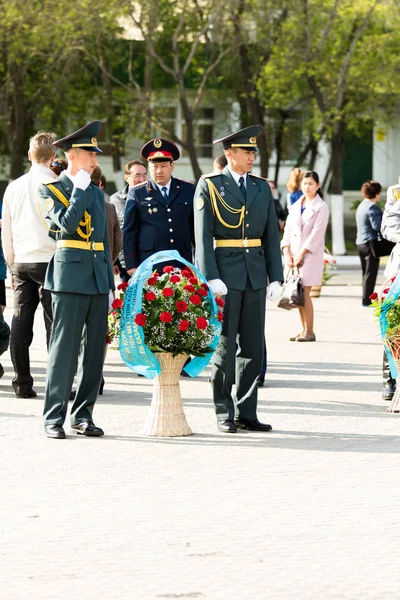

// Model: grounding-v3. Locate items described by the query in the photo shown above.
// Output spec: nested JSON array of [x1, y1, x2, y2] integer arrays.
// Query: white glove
[[74, 169, 91, 190], [267, 281, 281, 303], [208, 279, 228, 296]]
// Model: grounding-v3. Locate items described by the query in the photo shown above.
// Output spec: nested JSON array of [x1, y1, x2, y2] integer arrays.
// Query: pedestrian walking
[[282, 170, 329, 342], [194, 125, 283, 433], [39, 120, 114, 439], [2, 131, 57, 398], [356, 180, 385, 306]]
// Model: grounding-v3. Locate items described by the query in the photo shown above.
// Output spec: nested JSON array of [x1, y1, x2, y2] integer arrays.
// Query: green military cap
[[53, 120, 102, 153], [213, 125, 263, 151]]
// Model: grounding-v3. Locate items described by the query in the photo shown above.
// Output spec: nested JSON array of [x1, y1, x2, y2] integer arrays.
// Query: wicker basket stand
[[142, 352, 193, 437]]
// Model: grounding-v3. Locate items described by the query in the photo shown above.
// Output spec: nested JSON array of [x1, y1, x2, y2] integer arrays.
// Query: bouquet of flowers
[[322, 248, 337, 284], [107, 281, 129, 347], [132, 265, 223, 357], [370, 274, 400, 359]]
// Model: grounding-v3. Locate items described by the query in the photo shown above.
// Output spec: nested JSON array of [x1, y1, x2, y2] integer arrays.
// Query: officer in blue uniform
[[39, 121, 115, 439], [123, 138, 195, 275], [194, 125, 283, 433]]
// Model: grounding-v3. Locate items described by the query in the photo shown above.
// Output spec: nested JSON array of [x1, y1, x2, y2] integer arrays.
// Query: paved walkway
[[1, 268, 399, 600]]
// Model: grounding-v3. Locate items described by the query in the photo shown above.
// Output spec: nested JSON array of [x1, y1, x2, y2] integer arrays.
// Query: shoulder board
[[132, 181, 148, 189], [43, 179, 60, 186], [248, 173, 267, 181], [202, 172, 220, 180], [176, 178, 195, 185]]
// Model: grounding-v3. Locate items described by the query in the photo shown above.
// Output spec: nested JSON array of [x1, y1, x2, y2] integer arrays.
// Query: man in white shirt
[[2, 131, 57, 398]]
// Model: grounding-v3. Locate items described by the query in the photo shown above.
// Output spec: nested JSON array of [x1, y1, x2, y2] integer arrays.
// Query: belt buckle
[[91, 241, 96, 251], [242, 239, 248, 247]]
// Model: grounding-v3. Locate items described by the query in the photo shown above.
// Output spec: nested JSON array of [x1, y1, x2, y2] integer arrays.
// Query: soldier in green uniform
[[194, 125, 283, 433], [39, 121, 115, 439]]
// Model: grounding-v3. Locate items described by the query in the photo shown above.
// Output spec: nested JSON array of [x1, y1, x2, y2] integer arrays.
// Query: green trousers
[[43, 292, 108, 426], [211, 280, 266, 421]]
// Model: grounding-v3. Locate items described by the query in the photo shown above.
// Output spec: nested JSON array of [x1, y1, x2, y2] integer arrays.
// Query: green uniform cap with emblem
[[213, 125, 263, 151], [53, 120, 102, 153]]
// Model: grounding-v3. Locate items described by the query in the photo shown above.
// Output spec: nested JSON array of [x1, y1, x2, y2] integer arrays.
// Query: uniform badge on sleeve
[[44, 198, 54, 212], [196, 196, 205, 210]]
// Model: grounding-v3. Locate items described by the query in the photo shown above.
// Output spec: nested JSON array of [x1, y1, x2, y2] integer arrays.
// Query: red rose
[[391, 277, 396, 282], [178, 319, 190, 331], [135, 313, 147, 326], [112, 298, 123, 309], [153, 271, 160, 278], [145, 291, 156, 301], [160, 311, 173, 323], [181, 269, 192, 278], [147, 277, 157, 286], [218, 311, 224, 322], [189, 276, 198, 285], [170, 275, 181, 283], [369, 292, 378, 300], [117, 282, 129, 290], [216, 297, 225, 308], [196, 316, 208, 330], [163, 266, 174, 273], [176, 301, 188, 313], [184, 284, 195, 293], [190, 294, 201, 305], [197, 288, 207, 297], [383, 288, 390, 294], [200, 283, 209, 290], [162, 287, 174, 297]]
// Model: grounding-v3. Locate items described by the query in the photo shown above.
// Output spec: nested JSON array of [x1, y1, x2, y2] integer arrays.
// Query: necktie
[[239, 176, 247, 199], [161, 186, 168, 201]]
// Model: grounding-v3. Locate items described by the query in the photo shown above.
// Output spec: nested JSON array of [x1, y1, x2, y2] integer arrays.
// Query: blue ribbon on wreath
[[119, 250, 222, 379], [379, 270, 400, 379]]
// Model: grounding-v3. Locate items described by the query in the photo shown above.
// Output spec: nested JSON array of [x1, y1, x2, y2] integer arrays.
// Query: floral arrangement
[[107, 281, 129, 347], [133, 265, 223, 357], [322, 248, 337, 284], [370, 274, 400, 359]]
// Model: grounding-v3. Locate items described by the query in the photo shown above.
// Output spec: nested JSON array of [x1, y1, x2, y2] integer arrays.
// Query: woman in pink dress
[[281, 171, 329, 342]]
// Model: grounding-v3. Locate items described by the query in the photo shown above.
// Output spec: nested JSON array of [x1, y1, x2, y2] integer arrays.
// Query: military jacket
[[39, 172, 115, 294], [123, 176, 195, 270], [194, 167, 283, 291]]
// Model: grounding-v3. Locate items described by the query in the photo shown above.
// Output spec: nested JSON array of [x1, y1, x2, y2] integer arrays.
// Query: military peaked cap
[[213, 125, 263, 151], [53, 120, 102, 153], [141, 138, 180, 162]]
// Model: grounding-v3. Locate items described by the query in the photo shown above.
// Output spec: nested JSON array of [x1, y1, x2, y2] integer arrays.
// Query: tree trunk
[[179, 87, 202, 182], [8, 65, 26, 180], [328, 123, 346, 255], [273, 110, 289, 184]]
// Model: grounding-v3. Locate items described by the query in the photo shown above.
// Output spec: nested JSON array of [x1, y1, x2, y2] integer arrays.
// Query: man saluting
[[194, 125, 283, 433], [39, 121, 114, 439]]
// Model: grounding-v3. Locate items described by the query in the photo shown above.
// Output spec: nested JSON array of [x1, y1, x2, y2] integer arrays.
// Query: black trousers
[[10, 262, 52, 395], [357, 243, 380, 306]]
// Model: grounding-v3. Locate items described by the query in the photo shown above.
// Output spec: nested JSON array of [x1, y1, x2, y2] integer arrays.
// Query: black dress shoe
[[257, 377, 265, 388], [71, 421, 104, 436], [234, 418, 272, 432], [45, 424, 66, 439], [382, 382, 396, 401], [15, 389, 37, 399], [217, 420, 237, 433]]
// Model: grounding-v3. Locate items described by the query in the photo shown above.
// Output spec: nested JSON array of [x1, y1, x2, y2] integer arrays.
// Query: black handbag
[[277, 267, 305, 310], [369, 233, 395, 258]]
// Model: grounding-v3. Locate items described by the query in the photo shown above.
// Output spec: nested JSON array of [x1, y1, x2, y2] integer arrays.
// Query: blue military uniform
[[194, 125, 283, 432], [39, 121, 114, 438], [123, 176, 195, 270]]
